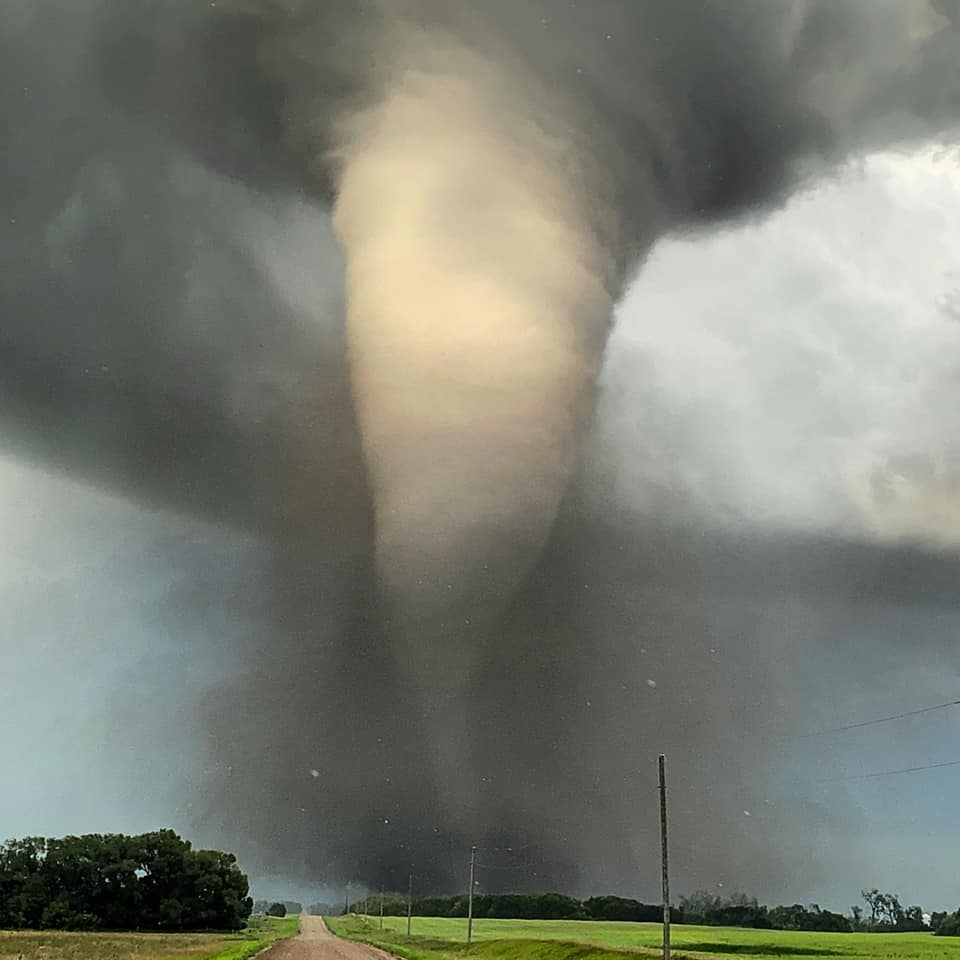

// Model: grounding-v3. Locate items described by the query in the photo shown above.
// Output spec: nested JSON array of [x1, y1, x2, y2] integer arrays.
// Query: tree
[[675, 891, 773, 929], [936, 910, 960, 936], [882, 893, 905, 928], [860, 889, 907, 929], [267, 902, 287, 917], [899, 905, 926, 932], [768, 904, 850, 933], [706, 903, 771, 929], [584, 896, 668, 923], [179, 849, 252, 930], [679, 890, 720, 924], [0, 831, 251, 932], [401, 893, 585, 921], [0, 837, 48, 929], [692, 892, 771, 929], [861, 889, 883, 926]]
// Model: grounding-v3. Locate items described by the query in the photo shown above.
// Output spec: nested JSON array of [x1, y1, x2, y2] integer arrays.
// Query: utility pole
[[659, 754, 671, 960], [467, 845, 477, 946], [380, 885, 384, 930], [345, 881, 351, 916], [407, 873, 414, 936]]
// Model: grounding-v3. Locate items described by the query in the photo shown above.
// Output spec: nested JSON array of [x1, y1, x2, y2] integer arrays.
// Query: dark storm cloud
[[2, 0, 960, 898]]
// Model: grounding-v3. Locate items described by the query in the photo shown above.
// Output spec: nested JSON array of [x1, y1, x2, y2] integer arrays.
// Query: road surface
[[261, 916, 397, 960]]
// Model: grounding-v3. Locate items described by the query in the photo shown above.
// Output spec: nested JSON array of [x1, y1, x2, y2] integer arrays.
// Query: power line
[[798, 698, 960, 738], [818, 757, 960, 783]]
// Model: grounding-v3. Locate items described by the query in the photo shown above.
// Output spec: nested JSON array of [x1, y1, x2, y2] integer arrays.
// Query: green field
[[327, 914, 958, 960], [0, 913, 299, 960]]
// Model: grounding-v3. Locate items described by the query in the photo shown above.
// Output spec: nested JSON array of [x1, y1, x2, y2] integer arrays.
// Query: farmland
[[327, 914, 958, 960], [0, 913, 299, 960]]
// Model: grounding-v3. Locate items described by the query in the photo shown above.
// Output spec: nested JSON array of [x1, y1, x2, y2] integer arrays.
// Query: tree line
[[253, 900, 302, 917], [0, 831, 252, 931], [679, 892, 853, 932], [681, 889, 960, 936], [347, 889, 960, 935]]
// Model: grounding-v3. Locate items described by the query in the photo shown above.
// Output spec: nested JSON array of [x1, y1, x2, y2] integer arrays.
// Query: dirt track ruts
[[260, 916, 397, 960]]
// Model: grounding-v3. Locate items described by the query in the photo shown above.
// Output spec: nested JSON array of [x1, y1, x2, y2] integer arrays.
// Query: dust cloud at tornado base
[[2, 0, 960, 898]]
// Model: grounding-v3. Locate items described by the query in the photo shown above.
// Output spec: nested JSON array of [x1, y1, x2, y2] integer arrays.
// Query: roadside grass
[[326, 914, 956, 960], [0, 913, 299, 960]]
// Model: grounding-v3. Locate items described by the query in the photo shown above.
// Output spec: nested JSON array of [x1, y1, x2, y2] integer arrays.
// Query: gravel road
[[260, 916, 396, 960]]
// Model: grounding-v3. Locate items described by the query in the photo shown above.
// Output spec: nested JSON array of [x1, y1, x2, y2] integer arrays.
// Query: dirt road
[[260, 916, 396, 960]]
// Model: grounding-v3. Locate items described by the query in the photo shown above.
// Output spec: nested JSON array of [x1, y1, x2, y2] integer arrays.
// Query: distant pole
[[659, 754, 671, 960], [407, 873, 414, 936], [467, 845, 477, 946], [380, 885, 384, 930], [345, 881, 351, 916]]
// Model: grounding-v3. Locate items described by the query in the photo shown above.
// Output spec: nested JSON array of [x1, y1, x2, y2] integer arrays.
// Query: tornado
[[328, 26, 621, 630], [4, 0, 960, 895]]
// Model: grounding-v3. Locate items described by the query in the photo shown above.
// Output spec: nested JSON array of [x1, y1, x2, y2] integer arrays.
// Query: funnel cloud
[[2, 0, 960, 901]]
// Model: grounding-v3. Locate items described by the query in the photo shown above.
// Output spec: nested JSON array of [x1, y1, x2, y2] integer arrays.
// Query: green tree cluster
[[680, 892, 852, 932], [0, 830, 252, 931], [679, 892, 774, 930], [767, 904, 852, 932], [934, 909, 960, 936], [857, 889, 926, 932], [365, 892, 585, 920], [679, 888, 933, 933], [344, 887, 937, 934], [583, 896, 682, 923], [253, 900, 300, 916]]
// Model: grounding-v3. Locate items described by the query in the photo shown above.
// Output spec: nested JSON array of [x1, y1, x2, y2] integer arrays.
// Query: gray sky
[[599, 145, 960, 911], [0, 456, 253, 843], [604, 146, 960, 545], [3, 145, 960, 911]]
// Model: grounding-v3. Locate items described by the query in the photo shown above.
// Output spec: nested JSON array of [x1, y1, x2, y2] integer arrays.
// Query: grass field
[[0, 913, 299, 960], [327, 914, 958, 960]]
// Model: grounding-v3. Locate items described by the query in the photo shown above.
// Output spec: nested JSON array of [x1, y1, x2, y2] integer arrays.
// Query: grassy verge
[[325, 915, 674, 960], [0, 913, 300, 960], [206, 914, 301, 960], [326, 915, 950, 960]]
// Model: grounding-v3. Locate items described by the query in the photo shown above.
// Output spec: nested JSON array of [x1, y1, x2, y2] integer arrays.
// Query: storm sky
[[3, 142, 959, 910], [598, 147, 960, 911]]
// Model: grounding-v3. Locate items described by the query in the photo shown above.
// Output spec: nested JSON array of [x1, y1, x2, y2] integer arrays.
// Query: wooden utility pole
[[380, 885, 384, 929], [659, 754, 671, 960], [467, 845, 477, 945], [407, 873, 414, 936]]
